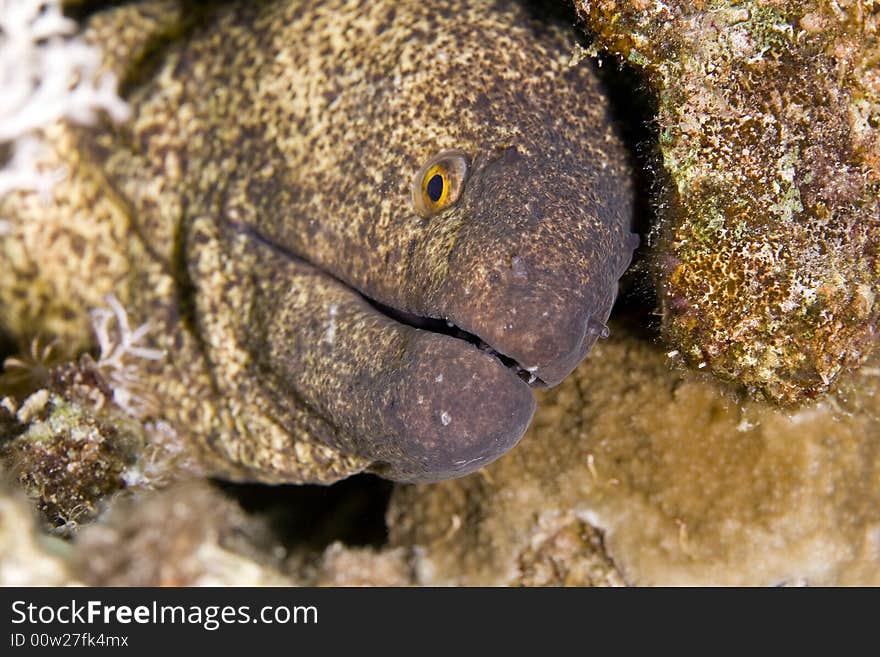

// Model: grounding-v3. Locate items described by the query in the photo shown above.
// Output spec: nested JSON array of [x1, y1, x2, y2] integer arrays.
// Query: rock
[[73, 481, 297, 586], [388, 327, 880, 585], [309, 543, 412, 586], [71, 479, 413, 586], [0, 472, 414, 585], [577, 0, 880, 402], [0, 354, 200, 534], [0, 480, 79, 585], [0, 386, 144, 534]]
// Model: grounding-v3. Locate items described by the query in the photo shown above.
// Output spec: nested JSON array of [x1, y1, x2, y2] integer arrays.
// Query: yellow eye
[[422, 164, 449, 207], [412, 150, 468, 216]]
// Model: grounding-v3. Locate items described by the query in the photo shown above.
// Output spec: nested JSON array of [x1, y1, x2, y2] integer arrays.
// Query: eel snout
[[430, 150, 633, 388], [444, 277, 602, 388]]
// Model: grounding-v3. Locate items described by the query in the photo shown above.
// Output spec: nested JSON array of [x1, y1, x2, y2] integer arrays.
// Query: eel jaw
[[364, 331, 537, 483], [353, 277, 611, 481], [217, 220, 537, 483], [369, 300, 550, 388], [355, 298, 538, 483]]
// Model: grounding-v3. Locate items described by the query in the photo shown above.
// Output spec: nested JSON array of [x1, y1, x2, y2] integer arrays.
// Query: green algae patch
[[0, 385, 145, 534]]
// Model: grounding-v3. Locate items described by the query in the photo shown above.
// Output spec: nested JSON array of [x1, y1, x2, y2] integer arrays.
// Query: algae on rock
[[577, 0, 880, 402], [0, 388, 142, 533], [0, 480, 79, 586], [0, 353, 200, 535]]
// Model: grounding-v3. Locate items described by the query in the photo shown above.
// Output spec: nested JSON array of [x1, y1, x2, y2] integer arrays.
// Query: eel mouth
[[229, 221, 541, 482], [366, 299, 547, 389], [236, 220, 546, 389]]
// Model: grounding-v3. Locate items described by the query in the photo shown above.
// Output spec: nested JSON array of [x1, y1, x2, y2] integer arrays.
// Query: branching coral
[[89, 294, 164, 418], [0, 0, 129, 200]]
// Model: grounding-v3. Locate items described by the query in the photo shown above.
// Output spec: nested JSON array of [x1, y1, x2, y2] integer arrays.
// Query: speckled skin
[[1, 0, 634, 483]]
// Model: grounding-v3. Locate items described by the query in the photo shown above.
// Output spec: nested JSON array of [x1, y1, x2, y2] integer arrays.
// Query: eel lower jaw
[[366, 299, 548, 388]]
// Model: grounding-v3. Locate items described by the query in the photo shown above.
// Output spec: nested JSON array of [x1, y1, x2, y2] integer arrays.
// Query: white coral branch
[[92, 294, 164, 367], [90, 294, 164, 418], [0, 0, 130, 199]]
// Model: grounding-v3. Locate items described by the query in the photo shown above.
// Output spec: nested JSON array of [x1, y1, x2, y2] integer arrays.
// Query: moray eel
[[53, 0, 635, 482]]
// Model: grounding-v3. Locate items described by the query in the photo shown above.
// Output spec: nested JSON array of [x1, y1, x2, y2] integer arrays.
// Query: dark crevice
[[63, 0, 132, 22], [214, 474, 394, 551], [0, 326, 16, 367], [518, 0, 583, 30], [588, 49, 664, 342]]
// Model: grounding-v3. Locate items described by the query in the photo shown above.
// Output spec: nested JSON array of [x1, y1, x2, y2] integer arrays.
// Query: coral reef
[[577, 0, 880, 402], [0, 358, 201, 536], [0, 475, 412, 586], [388, 326, 880, 585], [307, 543, 412, 586], [0, 294, 201, 535], [73, 481, 296, 586], [0, 387, 143, 533], [2, 0, 880, 587], [74, 480, 412, 585]]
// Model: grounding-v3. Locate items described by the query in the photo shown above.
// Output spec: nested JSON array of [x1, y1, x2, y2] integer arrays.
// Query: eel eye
[[412, 150, 468, 216]]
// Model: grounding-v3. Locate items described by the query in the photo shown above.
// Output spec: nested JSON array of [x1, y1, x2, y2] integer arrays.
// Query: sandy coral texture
[[389, 327, 880, 586], [0, 475, 414, 586]]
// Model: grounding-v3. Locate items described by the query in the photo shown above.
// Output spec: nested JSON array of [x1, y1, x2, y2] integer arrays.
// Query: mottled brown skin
[[31, 0, 634, 482]]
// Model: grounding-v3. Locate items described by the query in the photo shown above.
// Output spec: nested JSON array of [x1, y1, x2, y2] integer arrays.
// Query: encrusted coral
[[577, 0, 880, 402], [0, 386, 145, 533], [0, 289, 197, 534], [72, 480, 412, 586], [0, 471, 413, 586], [73, 480, 295, 586], [307, 543, 412, 586], [0, 478, 78, 585]]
